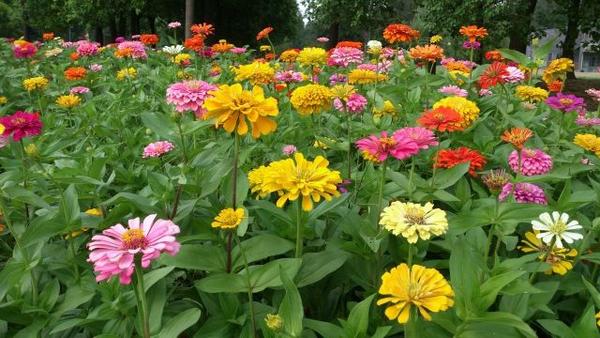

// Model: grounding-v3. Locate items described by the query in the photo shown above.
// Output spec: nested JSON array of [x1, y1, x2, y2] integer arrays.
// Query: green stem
[[346, 114, 352, 179], [407, 244, 414, 266], [134, 257, 151, 338], [375, 161, 388, 228], [407, 157, 416, 200], [483, 224, 495, 269], [232, 133, 240, 209], [69, 240, 80, 282], [19, 140, 30, 227], [295, 200, 303, 258], [235, 236, 257, 338], [405, 307, 418, 337], [176, 118, 189, 164], [492, 232, 502, 269]]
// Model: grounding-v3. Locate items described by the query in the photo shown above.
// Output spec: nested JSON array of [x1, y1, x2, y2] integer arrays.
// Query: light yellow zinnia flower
[[290, 84, 333, 115], [430, 34, 443, 44], [432, 96, 480, 129], [56, 94, 81, 108], [377, 263, 454, 324], [23, 76, 49, 91], [248, 152, 342, 211], [233, 61, 275, 85], [211, 208, 245, 230], [373, 100, 397, 119], [379, 201, 448, 243], [0, 96, 7, 105]]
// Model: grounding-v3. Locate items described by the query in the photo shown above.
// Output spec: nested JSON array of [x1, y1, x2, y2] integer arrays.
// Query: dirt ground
[[564, 72, 600, 111]]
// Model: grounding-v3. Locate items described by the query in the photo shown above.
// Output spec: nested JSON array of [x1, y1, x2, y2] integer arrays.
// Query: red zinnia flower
[[479, 62, 508, 89], [0, 111, 42, 141], [485, 50, 503, 62], [256, 27, 274, 41], [434, 147, 486, 176], [139, 34, 159, 45], [42, 32, 55, 41], [184, 35, 204, 52], [336, 41, 363, 49], [417, 107, 464, 132], [547, 80, 563, 93]]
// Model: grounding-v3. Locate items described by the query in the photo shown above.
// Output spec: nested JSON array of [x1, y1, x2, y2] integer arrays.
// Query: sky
[[296, 0, 309, 24]]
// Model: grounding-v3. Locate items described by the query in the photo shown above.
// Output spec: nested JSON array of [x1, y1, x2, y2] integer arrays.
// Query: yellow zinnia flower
[[447, 70, 470, 85], [330, 84, 356, 100], [573, 133, 600, 156], [379, 201, 448, 243], [0, 96, 7, 105], [117, 67, 137, 80], [211, 208, 245, 230], [56, 94, 81, 108], [542, 58, 574, 84], [372, 100, 397, 119], [348, 69, 387, 85], [290, 84, 333, 115], [85, 208, 103, 217], [233, 61, 275, 86], [518, 231, 577, 275], [515, 85, 549, 103], [203, 83, 279, 138], [264, 313, 283, 331], [377, 263, 454, 324], [279, 49, 299, 63], [174, 53, 191, 65], [23, 76, 49, 91], [596, 311, 600, 327], [432, 96, 480, 129], [248, 152, 342, 211], [430, 34, 443, 44], [0, 123, 5, 135], [297, 47, 327, 67], [259, 45, 271, 52]]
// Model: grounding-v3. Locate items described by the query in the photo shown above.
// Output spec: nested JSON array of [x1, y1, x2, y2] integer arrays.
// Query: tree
[[185, 0, 193, 38]]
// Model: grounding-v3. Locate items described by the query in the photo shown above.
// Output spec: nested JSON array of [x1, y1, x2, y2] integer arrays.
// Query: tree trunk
[[148, 16, 156, 34], [130, 12, 140, 36], [94, 26, 104, 44], [327, 21, 339, 49], [118, 14, 127, 37], [508, 0, 538, 53], [185, 0, 194, 38], [561, 0, 580, 79], [110, 17, 118, 42]]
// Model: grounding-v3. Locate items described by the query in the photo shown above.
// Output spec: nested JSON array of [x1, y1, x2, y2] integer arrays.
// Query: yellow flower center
[[559, 98, 573, 106], [122, 228, 146, 249], [408, 280, 424, 299], [549, 220, 567, 235], [220, 212, 241, 226], [405, 206, 425, 225]]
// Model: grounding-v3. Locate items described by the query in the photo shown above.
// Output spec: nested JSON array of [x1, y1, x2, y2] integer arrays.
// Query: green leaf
[[533, 35, 559, 61], [457, 312, 536, 338], [195, 273, 247, 294], [144, 266, 174, 292], [3, 186, 50, 209], [307, 194, 349, 224], [537, 319, 576, 338], [295, 249, 349, 287], [279, 267, 303, 337], [581, 276, 600, 308], [158, 308, 201, 338], [231, 234, 294, 271], [60, 184, 80, 225], [101, 192, 160, 214], [571, 303, 600, 338], [303, 319, 343, 338], [141, 112, 175, 139], [478, 271, 526, 311], [345, 294, 374, 337], [160, 244, 225, 272], [498, 49, 531, 66], [433, 163, 470, 189]]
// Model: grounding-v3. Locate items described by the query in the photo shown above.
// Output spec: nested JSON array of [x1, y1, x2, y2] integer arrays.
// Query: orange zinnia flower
[[548, 80, 563, 93], [417, 107, 464, 132], [485, 50, 503, 62], [409, 44, 444, 62], [191, 23, 214, 37], [42, 32, 54, 41], [256, 27, 274, 41], [64, 66, 87, 80], [459, 25, 488, 42], [435, 147, 486, 176], [184, 35, 204, 52], [501, 127, 533, 149], [140, 34, 159, 45], [211, 40, 234, 53], [444, 61, 471, 73], [69, 52, 80, 61], [336, 41, 363, 49], [383, 23, 420, 44], [479, 62, 508, 89]]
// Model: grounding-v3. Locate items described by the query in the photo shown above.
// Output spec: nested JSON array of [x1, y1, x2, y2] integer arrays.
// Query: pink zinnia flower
[[355, 131, 419, 163], [117, 41, 147, 59], [231, 47, 247, 54], [115, 36, 125, 43], [89, 64, 103, 72], [585, 88, 600, 102], [282, 144, 297, 155], [498, 183, 547, 205], [329, 73, 347, 85], [0, 111, 42, 141], [502, 66, 525, 83], [13, 41, 37, 58], [143, 141, 175, 158], [576, 113, 600, 126], [463, 41, 481, 49], [479, 88, 493, 96], [317, 37, 329, 43], [61, 41, 76, 48], [438, 85, 467, 97], [357, 63, 377, 72], [76, 41, 99, 56], [546, 93, 585, 112], [87, 214, 180, 284], [508, 148, 552, 176], [167, 21, 182, 29], [334, 93, 368, 114], [393, 127, 439, 150], [328, 47, 364, 67], [166, 80, 217, 118], [70, 86, 90, 95], [275, 70, 304, 83]]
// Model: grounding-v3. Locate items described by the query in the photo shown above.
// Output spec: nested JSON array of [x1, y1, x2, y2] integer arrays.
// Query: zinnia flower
[[383, 23, 420, 44], [256, 27, 274, 40], [116, 67, 137, 80], [379, 201, 448, 243], [508, 148, 553, 176], [233, 61, 275, 86], [76, 41, 99, 56], [203, 84, 279, 138], [140, 34, 159, 45], [42, 32, 54, 41], [248, 152, 342, 211], [168, 21, 182, 29], [501, 127, 533, 149], [64, 67, 87, 80], [328, 47, 364, 67], [212, 208, 245, 229], [282, 144, 297, 155], [373, 100, 397, 119], [0, 111, 42, 141], [417, 107, 464, 132], [23, 76, 49, 91], [459, 25, 488, 42], [290, 84, 333, 115], [434, 147, 486, 176], [432, 96, 479, 129], [70, 86, 90, 95], [377, 263, 454, 324], [498, 183, 547, 205], [348, 69, 387, 84], [409, 44, 444, 62], [573, 133, 600, 156], [430, 35, 443, 44], [585, 88, 600, 102], [317, 37, 329, 43], [184, 35, 204, 52], [143, 141, 174, 158], [279, 49, 300, 63], [503, 66, 525, 83], [542, 58, 574, 84], [211, 40, 234, 53], [12, 40, 37, 58], [297, 47, 328, 67], [479, 62, 509, 89], [333, 93, 368, 114], [532, 212, 583, 248], [546, 93, 585, 113], [393, 127, 438, 150], [519, 231, 577, 275], [515, 85, 549, 103], [56, 94, 81, 108], [355, 131, 420, 163], [482, 169, 512, 193], [438, 85, 467, 97], [265, 314, 283, 331], [336, 41, 363, 49], [116, 41, 147, 59], [275, 70, 304, 83], [89, 64, 103, 72], [165, 80, 217, 117], [191, 23, 214, 37], [87, 214, 180, 284]]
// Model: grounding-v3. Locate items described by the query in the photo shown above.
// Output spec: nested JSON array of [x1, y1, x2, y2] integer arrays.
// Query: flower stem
[[405, 307, 418, 338], [407, 243, 414, 266], [483, 224, 495, 268], [295, 200, 303, 258], [232, 133, 240, 209], [407, 157, 416, 200], [375, 161, 388, 228], [346, 114, 352, 179], [235, 236, 257, 338], [226, 231, 233, 273], [134, 257, 150, 338], [18, 140, 30, 227]]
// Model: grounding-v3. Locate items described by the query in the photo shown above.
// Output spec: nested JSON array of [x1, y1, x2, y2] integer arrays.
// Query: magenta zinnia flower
[[87, 214, 180, 284], [117, 40, 147, 59], [355, 131, 419, 163], [546, 93, 585, 113], [0, 111, 42, 141], [166, 80, 217, 118], [275, 70, 304, 83], [143, 141, 175, 158], [438, 85, 467, 97], [334, 93, 368, 114], [393, 127, 439, 150], [328, 47, 364, 67], [329, 73, 347, 85], [498, 182, 547, 205], [13, 41, 37, 58], [76, 41, 99, 56], [508, 148, 552, 176]]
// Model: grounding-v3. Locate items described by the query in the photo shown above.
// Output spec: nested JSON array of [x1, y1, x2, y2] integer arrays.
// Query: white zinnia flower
[[532, 212, 583, 248], [162, 45, 184, 56], [367, 40, 382, 50]]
